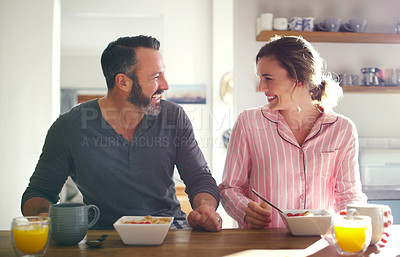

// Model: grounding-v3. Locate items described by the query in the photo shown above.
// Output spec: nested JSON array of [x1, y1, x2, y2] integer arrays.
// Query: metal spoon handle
[[97, 234, 108, 242], [86, 234, 108, 248], [251, 189, 285, 215]]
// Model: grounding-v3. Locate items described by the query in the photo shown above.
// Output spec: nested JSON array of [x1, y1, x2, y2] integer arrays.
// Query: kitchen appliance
[[359, 149, 400, 224], [361, 67, 384, 86]]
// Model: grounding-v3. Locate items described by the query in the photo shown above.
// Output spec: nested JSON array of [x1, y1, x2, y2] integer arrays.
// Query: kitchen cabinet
[[257, 31, 400, 93]]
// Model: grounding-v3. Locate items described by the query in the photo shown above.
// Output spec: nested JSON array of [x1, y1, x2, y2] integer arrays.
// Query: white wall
[[212, 0, 236, 228], [60, 0, 164, 89], [162, 0, 214, 164], [212, 0, 234, 184], [233, 0, 400, 138], [0, 0, 60, 229], [315, 43, 400, 137]]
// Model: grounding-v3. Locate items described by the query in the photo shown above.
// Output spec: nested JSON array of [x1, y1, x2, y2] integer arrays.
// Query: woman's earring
[[315, 104, 324, 113]]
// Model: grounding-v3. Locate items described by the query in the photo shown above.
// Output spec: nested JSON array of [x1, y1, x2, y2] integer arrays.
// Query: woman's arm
[[219, 113, 253, 227], [334, 119, 367, 212]]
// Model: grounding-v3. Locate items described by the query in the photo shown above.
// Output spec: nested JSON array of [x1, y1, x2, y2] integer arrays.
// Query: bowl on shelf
[[279, 209, 332, 236], [113, 216, 174, 245]]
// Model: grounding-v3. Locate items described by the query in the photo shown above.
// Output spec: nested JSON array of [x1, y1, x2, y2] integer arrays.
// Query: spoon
[[86, 234, 108, 248], [252, 188, 286, 216]]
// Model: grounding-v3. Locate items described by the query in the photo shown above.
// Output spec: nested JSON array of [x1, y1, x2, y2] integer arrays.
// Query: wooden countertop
[[1, 226, 399, 256]]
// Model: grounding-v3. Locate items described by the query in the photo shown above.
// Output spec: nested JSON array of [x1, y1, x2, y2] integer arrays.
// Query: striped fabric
[[219, 107, 367, 228], [170, 219, 191, 230]]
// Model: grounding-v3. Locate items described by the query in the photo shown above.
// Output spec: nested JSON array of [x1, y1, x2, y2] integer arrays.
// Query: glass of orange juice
[[11, 216, 51, 257], [331, 214, 372, 256]]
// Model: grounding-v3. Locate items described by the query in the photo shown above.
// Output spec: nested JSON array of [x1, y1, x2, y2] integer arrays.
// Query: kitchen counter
[[1, 227, 400, 256], [363, 185, 400, 200]]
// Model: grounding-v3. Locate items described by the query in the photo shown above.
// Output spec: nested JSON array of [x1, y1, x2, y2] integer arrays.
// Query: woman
[[219, 36, 367, 228]]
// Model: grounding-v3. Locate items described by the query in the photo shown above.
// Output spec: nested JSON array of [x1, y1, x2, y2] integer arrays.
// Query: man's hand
[[244, 201, 272, 228], [187, 193, 222, 232], [187, 204, 222, 232], [22, 197, 51, 217]]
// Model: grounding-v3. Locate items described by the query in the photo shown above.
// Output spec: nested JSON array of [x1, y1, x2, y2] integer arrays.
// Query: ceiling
[[61, 5, 163, 56], [61, 13, 163, 56]]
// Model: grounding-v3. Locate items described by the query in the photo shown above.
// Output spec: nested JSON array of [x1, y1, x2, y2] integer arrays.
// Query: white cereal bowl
[[279, 209, 332, 236], [113, 216, 174, 245]]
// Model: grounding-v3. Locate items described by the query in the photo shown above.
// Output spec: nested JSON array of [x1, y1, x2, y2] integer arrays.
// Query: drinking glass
[[11, 216, 51, 257], [331, 214, 371, 256]]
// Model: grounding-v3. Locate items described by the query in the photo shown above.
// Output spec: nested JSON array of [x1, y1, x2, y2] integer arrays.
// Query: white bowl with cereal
[[113, 215, 174, 245], [280, 209, 332, 236]]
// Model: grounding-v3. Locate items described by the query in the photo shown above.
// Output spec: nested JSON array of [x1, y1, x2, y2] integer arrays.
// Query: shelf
[[256, 31, 400, 93], [342, 86, 400, 93], [256, 31, 400, 44]]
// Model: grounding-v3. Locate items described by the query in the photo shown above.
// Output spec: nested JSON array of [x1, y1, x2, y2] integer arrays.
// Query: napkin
[[224, 238, 330, 257]]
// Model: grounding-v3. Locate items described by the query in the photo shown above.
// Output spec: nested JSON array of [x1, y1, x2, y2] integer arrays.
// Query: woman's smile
[[266, 94, 277, 103]]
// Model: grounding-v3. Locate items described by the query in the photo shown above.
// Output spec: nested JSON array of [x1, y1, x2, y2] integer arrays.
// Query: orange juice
[[13, 224, 49, 254], [334, 224, 369, 253]]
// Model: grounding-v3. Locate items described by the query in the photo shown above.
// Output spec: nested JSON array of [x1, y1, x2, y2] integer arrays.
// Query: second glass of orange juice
[[332, 214, 371, 256], [11, 216, 51, 257]]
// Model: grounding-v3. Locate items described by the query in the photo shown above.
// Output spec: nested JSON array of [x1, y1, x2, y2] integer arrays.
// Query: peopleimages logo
[[80, 106, 181, 130], [80, 106, 235, 131], [81, 136, 199, 148]]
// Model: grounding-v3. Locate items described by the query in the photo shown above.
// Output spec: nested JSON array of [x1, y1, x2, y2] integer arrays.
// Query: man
[[21, 35, 222, 231]]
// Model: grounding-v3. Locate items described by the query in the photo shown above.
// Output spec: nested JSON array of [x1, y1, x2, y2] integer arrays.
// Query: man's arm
[[21, 115, 70, 217], [192, 192, 218, 210], [187, 192, 222, 232], [172, 104, 221, 231], [22, 197, 51, 216]]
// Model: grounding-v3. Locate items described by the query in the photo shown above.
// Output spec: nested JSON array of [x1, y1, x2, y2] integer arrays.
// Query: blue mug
[[342, 19, 367, 32], [49, 203, 100, 245], [315, 18, 341, 32], [302, 17, 314, 31], [289, 17, 303, 31]]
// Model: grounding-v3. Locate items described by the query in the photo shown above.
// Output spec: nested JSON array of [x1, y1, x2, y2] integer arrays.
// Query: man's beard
[[127, 76, 163, 116]]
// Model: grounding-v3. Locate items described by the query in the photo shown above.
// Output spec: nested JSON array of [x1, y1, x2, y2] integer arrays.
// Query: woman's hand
[[244, 201, 272, 228]]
